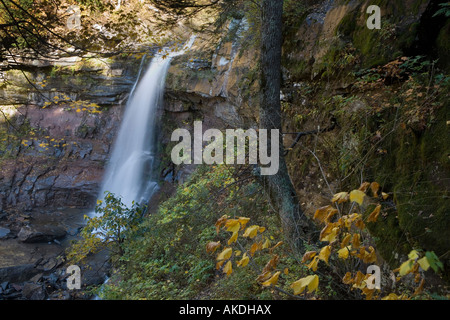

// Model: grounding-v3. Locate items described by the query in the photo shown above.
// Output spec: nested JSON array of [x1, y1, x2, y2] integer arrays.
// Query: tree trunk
[[259, 0, 314, 251]]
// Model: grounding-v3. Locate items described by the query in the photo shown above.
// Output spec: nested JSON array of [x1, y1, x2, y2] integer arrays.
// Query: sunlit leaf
[[290, 275, 319, 295], [307, 256, 319, 271], [332, 192, 349, 204], [223, 260, 232, 276], [256, 271, 272, 283], [237, 253, 249, 267], [399, 259, 414, 276], [217, 247, 232, 261], [314, 205, 337, 223], [408, 250, 419, 260], [243, 225, 259, 238], [250, 242, 262, 256], [225, 219, 240, 233], [338, 246, 351, 259], [262, 238, 271, 249], [228, 231, 238, 245], [417, 257, 430, 271], [318, 245, 331, 264], [341, 233, 352, 248], [358, 182, 370, 192], [238, 217, 250, 229], [262, 271, 281, 287], [350, 190, 366, 205]]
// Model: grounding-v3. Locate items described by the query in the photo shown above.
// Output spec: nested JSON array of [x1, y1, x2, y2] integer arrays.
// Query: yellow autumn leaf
[[238, 217, 250, 229], [237, 253, 249, 267], [350, 190, 366, 205], [318, 245, 331, 264], [382, 192, 389, 200], [215, 215, 228, 234], [256, 271, 272, 283], [217, 247, 232, 261], [290, 275, 319, 295], [358, 182, 370, 192], [342, 272, 353, 285], [283, 268, 289, 275], [301, 251, 317, 263], [269, 241, 283, 252], [320, 226, 339, 243], [307, 256, 319, 272], [258, 227, 266, 233], [352, 234, 361, 249], [313, 205, 332, 222], [225, 219, 240, 233], [382, 293, 400, 300], [338, 246, 352, 259], [368, 205, 381, 222], [223, 260, 232, 276], [408, 250, 419, 260], [417, 256, 430, 271], [399, 259, 414, 276], [250, 242, 262, 256], [228, 231, 238, 245], [332, 192, 349, 204], [362, 246, 377, 263], [243, 225, 259, 238], [206, 241, 221, 253], [262, 238, 271, 249], [262, 271, 281, 287], [216, 261, 224, 270], [341, 233, 352, 248], [370, 182, 380, 197]]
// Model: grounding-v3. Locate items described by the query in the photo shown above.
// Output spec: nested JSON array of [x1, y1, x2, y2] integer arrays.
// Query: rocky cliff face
[[0, 52, 147, 213]]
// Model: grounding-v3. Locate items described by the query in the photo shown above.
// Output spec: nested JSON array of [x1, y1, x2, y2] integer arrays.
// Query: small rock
[[22, 283, 46, 300], [30, 273, 43, 283], [0, 227, 10, 239], [1, 281, 8, 291]]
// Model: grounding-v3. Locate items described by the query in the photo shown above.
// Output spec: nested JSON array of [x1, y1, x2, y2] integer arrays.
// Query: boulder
[[0, 264, 40, 283], [22, 283, 46, 300], [18, 224, 66, 243]]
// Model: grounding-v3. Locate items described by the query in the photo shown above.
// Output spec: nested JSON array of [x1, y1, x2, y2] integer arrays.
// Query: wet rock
[[29, 273, 43, 283], [0, 227, 10, 239], [0, 264, 40, 283], [22, 283, 46, 300], [18, 225, 67, 243]]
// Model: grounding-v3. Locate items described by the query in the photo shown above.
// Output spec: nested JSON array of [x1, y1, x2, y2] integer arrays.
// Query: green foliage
[[66, 192, 145, 265], [98, 165, 276, 300], [433, 2, 450, 17]]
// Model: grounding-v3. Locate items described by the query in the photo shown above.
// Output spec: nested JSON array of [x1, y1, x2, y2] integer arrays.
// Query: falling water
[[92, 36, 196, 215]]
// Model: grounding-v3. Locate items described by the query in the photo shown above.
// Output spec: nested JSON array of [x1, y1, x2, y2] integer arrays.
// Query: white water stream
[[92, 36, 196, 215]]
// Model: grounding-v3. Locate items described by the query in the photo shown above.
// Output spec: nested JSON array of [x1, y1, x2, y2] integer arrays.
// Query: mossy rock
[[367, 106, 450, 277], [336, 0, 430, 68], [436, 19, 450, 72]]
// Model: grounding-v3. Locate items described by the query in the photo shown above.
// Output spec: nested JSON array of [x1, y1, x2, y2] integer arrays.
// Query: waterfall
[[92, 36, 196, 215]]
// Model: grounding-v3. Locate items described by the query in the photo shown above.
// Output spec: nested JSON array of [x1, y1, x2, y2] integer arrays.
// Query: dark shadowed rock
[[18, 224, 66, 243], [22, 282, 46, 300], [0, 264, 40, 283]]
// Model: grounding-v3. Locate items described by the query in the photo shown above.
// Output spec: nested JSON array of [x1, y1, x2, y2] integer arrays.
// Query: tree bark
[[259, 0, 314, 252]]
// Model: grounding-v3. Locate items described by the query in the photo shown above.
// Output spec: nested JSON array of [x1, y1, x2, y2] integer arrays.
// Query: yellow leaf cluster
[[290, 275, 319, 295]]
